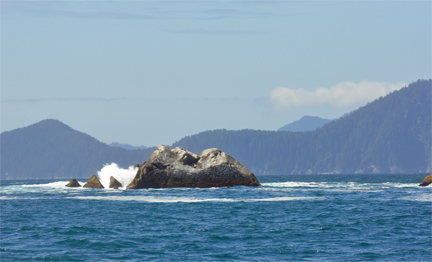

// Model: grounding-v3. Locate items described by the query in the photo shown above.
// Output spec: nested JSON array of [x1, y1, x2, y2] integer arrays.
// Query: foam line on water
[[399, 193, 432, 202], [66, 196, 325, 203], [22, 181, 80, 188], [262, 181, 421, 188], [0, 196, 20, 200]]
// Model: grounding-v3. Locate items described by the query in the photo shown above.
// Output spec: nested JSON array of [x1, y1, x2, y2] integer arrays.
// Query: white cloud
[[269, 80, 407, 109]]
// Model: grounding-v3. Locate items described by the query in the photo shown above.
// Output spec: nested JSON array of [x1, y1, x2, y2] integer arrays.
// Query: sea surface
[[1, 174, 431, 261]]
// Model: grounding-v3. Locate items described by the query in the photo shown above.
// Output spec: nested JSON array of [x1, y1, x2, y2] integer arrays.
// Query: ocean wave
[[1, 178, 428, 195], [0, 196, 20, 200], [0, 196, 44, 200], [262, 181, 421, 189], [22, 181, 83, 188], [398, 193, 432, 202], [66, 196, 325, 203], [97, 163, 137, 189]]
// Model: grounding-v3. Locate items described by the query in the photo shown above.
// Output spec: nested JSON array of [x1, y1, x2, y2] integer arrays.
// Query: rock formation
[[83, 174, 104, 189], [65, 178, 81, 187], [419, 174, 432, 187], [127, 145, 260, 189], [109, 176, 122, 189]]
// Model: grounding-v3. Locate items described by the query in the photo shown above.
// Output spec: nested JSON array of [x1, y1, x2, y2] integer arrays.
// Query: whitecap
[[0, 196, 19, 200], [262, 181, 421, 190], [399, 193, 432, 202], [22, 181, 79, 188], [66, 195, 324, 203]]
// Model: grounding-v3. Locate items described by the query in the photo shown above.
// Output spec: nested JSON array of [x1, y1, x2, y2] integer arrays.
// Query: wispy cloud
[[1, 96, 254, 104], [168, 29, 260, 35], [1, 2, 160, 20], [269, 81, 407, 109], [1, 97, 131, 104], [1, 1, 296, 21]]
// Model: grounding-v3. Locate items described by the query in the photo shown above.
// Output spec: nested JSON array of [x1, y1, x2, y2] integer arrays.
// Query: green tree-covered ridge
[[172, 79, 431, 175], [0, 121, 155, 180], [1, 80, 430, 180]]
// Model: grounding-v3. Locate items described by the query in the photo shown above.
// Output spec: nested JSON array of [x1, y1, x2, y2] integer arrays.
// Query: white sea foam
[[0, 196, 44, 200], [23, 181, 77, 188], [262, 182, 321, 187], [96, 163, 138, 189], [67, 196, 324, 203], [262, 181, 421, 189], [3, 162, 137, 191], [399, 193, 432, 202], [0, 196, 19, 200]]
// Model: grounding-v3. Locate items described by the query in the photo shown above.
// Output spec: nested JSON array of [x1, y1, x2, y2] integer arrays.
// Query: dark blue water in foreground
[[1, 174, 431, 261]]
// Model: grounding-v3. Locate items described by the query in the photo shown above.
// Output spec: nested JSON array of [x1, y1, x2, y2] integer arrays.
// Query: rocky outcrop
[[83, 174, 104, 189], [127, 145, 260, 189], [109, 176, 122, 189], [65, 178, 81, 187], [419, 174, 432, 187]]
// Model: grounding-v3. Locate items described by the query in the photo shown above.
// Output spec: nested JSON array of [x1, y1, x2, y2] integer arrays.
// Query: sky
[[1, 1, 431, 147]]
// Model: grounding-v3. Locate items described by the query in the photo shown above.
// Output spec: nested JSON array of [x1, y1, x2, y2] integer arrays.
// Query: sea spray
[[97, 163, 138, 189]]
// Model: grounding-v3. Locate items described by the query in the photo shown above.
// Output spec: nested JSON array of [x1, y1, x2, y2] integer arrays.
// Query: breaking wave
[[97, 163, 138, 189]]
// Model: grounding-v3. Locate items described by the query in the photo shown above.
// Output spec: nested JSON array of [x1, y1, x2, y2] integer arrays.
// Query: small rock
[[109, 176, 122, 189], [65, 178, 81, 187], [83, 174, 104, 189], [419, 174, 432, 187]]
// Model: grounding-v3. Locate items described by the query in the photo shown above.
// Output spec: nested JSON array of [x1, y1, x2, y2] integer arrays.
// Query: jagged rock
[[83, 174, 104, 189], [419, 174, 432, 187], [65, 178, 81, 187], [127, 145, 260, 189], [109, 176, 122, 189]]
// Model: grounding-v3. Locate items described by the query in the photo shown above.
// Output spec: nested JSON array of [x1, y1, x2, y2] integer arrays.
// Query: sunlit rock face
[[419, 174, 432, 187], [65, 179, 81, 187], [109, 176, 122, 189], [83, 174, 104, 189], [127, 145, 260, 189]]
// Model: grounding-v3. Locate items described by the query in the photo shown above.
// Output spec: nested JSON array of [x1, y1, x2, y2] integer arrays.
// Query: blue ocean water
[[1, 174, 431, 261]]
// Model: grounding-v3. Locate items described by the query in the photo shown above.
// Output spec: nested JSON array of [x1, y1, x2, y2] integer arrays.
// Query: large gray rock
[[127, 145, 260, 189]]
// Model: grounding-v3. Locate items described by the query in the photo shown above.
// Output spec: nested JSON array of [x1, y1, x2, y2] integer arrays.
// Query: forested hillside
[[0, 120, 155, 180], [172, 80, 431, 175], [1, 80, 430, 179]]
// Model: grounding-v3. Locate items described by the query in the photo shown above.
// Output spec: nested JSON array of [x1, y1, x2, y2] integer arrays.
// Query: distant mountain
[[172, 79, 431, 175], [0, 120, 155, 180], [278, 116, 332, 132], [109, 142, 148, 150], [2, 80, 430, 180]]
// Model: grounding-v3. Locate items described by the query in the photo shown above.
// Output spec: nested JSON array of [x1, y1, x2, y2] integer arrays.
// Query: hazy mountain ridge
[[0, 120, 155, 180], [172, 79, 431, 175], [278, 116, 333, 132], [1, 80, 430, 180]]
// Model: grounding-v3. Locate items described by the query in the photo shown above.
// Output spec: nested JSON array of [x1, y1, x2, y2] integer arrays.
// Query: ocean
[[1, 173, 431, 261]]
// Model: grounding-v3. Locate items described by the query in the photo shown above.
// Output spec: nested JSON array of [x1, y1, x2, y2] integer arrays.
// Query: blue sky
[[1, 1, 431, 146]]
